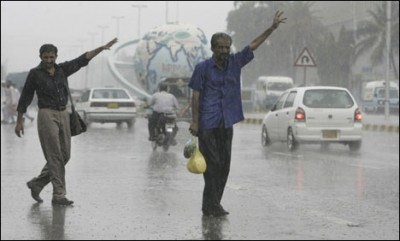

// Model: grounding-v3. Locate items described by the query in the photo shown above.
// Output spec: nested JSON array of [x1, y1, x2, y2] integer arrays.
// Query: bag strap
[[63, 79, 76, 113]]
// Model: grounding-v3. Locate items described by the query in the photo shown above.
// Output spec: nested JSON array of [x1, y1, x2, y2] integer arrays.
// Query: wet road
[[1, 117, 399, 239]]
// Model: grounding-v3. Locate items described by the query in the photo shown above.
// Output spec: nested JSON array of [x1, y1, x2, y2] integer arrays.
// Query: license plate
[[166, 124, 174, 132], [322, 130, 337, 139], [107, 102, 119, 109]]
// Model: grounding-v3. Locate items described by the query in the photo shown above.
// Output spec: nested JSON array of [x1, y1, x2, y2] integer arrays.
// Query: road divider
[[241, 118, 399, 133]]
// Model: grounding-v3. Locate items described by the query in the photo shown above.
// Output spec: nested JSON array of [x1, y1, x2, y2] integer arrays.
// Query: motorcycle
[[151, 111, 178, 151]]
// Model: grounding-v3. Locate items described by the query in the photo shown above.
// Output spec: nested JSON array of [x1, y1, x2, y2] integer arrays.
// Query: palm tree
[[316, 27, 355, 88], [355, 1, 399, 79]]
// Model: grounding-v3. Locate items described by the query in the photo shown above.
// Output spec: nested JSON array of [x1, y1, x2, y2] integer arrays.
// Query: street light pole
[[132, 4, 147, 38], [112, 16, 124, 38], [384, 1, 392, 120], [87, 32, 99, 89]]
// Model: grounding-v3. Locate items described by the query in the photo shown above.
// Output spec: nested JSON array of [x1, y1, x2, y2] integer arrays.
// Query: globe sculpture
[[133, 23, 211, 94]]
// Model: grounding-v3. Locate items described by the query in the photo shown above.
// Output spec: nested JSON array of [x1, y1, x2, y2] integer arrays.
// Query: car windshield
[[267, 82, 293, 91], [92, 89, 130, 99], [303, 89, 354, 108], [376, 87, 399, 98]]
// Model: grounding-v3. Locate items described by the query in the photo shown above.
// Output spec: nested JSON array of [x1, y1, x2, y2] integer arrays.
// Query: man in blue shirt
[[189, 11, 286, 217]]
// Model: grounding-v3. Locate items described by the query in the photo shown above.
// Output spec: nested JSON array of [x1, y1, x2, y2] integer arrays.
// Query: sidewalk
[[243, 112, 399, 133]]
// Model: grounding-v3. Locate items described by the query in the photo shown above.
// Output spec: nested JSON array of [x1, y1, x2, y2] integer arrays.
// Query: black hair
[[39, 44, 58, 56], [210, 32, 232, 48], [159, 82, 168, 92]]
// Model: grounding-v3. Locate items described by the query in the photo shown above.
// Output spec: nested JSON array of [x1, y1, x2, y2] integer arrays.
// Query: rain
[[1, 1, 399, 240]]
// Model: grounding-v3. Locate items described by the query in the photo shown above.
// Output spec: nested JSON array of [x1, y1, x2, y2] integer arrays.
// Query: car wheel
[[320, 142, 330, 151], [287, 128, 298, 151], [261, 125, 271, 147], [349, 140, 362, 152], [127, 118, 135, 129], [82, 112, 90, 127], [116, 122, 123, 129]]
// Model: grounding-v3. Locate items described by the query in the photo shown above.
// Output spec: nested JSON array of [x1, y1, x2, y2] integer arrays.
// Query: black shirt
[[17, 53, 89, 113]]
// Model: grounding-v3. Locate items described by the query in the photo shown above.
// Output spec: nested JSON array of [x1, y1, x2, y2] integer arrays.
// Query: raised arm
[[249, 11, 286, 51], [86, 37, 118, 60]]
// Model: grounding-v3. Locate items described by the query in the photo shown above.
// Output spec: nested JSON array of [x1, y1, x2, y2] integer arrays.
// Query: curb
[[362, 124, 399, 133], [241, 118, 399, 133]]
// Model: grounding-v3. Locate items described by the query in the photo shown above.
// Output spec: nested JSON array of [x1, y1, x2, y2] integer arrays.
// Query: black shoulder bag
[[65, 80, 87, 136]]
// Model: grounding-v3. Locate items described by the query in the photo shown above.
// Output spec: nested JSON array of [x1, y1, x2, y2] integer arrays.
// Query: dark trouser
[[148, 111, 178, 139], [198, 121, 233, 213], [148, 112, 163, 138]]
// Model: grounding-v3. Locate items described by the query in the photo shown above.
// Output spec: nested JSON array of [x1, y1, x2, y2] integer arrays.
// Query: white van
[[253, 76, 294, 110], [362, 80, 399, 113]]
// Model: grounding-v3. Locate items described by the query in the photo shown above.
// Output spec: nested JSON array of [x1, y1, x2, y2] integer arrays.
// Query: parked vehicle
[[362, 80, 399, 114], [75, 87, 137, 129], [253, 76, 294, 110], [261, 86, 363, 151]]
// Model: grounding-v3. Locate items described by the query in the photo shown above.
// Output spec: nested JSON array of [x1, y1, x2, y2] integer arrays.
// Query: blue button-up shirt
[[189, 45, 254, 129]]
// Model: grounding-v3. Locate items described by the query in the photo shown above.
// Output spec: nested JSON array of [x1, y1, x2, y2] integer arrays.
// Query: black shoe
[[52, 198, 74, 206], [202, 209, 213, 216], [220, 209, 229, 215], [219, 205, 229, 215], [202, 208, 229, 217], [27, 180, 43, 203]]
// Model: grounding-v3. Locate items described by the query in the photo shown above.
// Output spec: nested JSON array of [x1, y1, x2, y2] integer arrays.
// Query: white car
[[75, 87, 137, 129], [261, 86, 363, 151], [253, 76, 294, 110]]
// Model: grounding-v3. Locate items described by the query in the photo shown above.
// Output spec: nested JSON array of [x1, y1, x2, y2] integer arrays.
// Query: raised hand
[[272, 11, 287, 29], [104, 38, 118, 50]]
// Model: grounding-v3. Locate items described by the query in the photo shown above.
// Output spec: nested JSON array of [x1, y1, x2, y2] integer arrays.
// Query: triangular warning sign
[[294, 47, 316, 67]]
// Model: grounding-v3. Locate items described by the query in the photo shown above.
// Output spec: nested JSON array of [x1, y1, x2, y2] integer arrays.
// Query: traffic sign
[[294, 47, 316, 67]]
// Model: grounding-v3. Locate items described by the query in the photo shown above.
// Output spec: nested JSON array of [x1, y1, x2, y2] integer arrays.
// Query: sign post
[[294, 47, 316, 86]]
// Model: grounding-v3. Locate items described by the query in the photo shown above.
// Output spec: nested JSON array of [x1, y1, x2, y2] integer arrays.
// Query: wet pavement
[[1, 115, 399, 240]]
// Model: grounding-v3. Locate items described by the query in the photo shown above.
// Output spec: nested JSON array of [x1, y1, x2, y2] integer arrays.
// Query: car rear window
[[92, 89, 130, 99], [303, 89, 354, 108]]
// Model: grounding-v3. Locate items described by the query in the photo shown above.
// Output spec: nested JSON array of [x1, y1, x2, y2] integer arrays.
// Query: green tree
[[226, 1, 327, 86], [227, 1, 276, 85], [355, 1, 399, 79], [316, 27, 355, 87]]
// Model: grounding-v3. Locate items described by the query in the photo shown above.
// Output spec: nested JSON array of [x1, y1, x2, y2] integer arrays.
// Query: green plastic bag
[[183, 136, 197, 158]]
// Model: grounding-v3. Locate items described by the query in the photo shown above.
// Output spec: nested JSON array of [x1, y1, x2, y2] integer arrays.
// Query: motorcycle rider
[[148, 82, 179, 144]]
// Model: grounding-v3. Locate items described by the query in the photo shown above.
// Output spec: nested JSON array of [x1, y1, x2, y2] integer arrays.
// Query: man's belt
[[42, 106, 66, 111]]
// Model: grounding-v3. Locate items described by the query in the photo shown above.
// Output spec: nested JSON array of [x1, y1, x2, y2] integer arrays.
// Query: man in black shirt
[[15, 38, 118, 205]]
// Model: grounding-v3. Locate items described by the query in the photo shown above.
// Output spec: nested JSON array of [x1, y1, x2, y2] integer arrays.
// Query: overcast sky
[[1, 1, 234, 73]]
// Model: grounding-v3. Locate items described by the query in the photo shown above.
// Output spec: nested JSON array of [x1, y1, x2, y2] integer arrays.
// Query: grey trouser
[[32, 108, 71, 199]]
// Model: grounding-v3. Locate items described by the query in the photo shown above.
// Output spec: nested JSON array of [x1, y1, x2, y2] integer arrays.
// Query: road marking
[[272, 152, 303, 158], [226, 183, 242, 190], [348, 164, 382, 169], [308, 210, 360, 227]]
